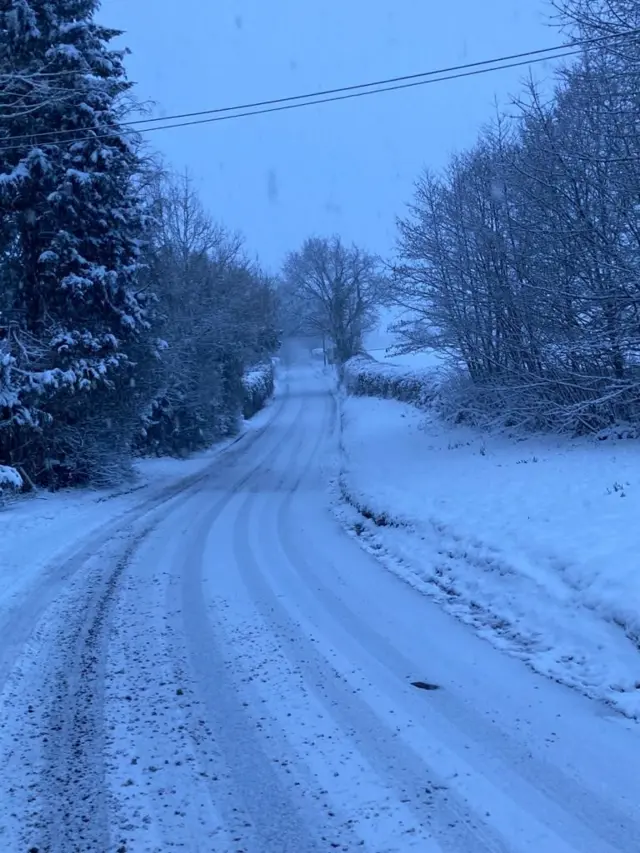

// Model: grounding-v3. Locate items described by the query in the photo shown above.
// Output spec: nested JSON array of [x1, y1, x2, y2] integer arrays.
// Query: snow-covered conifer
[[0, 0, 149, 484]]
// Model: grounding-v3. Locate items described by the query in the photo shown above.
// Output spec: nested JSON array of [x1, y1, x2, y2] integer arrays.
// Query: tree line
[[0, 0, 279, 492], [4, 0, 636, 499], [279, 1, 640, 436], [393, 0, 640, 433]]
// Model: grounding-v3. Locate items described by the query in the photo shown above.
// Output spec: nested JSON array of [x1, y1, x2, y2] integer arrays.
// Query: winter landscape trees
[[135, 171, 279, 457], [281, 236, 387, 365], [0, 0, 153, 487], [391, 1, 640, 432], [0, 0, 279, 492], [3, 0, 640, 499]]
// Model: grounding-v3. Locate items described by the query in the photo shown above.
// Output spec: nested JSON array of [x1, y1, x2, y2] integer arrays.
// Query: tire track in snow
[[266, 386, 636, 852], [92, 381, 306, 853], [0, 388, 288, 698], [176, 393, 341, 852], [104, 500, 247, 853], [0, 389, 290, 852], [100, 385, 313, 853], [38, 527, 155, 853], [230, 391, 511, 853], [279, 510, 639, 853]]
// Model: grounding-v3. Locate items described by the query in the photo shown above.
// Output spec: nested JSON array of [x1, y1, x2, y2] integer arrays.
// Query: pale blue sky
[[102, 1, 556, 270]]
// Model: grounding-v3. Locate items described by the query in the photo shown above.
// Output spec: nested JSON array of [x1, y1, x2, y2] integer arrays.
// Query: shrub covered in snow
[[130, 170, 280, 463], [135, 360, 276, 459], [343, 354, 439, 409], [242, 361, 275, 420], [0, 11, 280, 488], [0, 465, 22, 495], [388, 0, 640, 439], [430, 371, 640, 435], [344, 354, 640, 436]]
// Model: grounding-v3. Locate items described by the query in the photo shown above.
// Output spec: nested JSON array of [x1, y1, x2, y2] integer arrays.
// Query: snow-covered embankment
[[338, 355, 640, 717]]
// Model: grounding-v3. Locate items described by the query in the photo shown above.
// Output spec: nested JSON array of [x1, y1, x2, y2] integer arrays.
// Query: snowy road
[[1, 356, 639, 853]]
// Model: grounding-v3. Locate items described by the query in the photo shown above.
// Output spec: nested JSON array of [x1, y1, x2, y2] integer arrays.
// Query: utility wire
[[0, 51, 581, 153], [0, 51, 579, 153], [119, 26, 640, 129], [0, 27, 638, 153], [0, 23, 636, 89], [123, 51, 584, 129], [3, 26, 639, 145]]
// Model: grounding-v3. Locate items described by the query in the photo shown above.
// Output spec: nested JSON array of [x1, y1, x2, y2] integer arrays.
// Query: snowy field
[[337, 394, 640, 717]]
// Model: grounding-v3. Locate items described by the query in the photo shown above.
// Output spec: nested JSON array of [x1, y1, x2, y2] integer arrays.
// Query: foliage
[[0, 0, 151, 486], [133, 172, 280, 458], [242, 360, 275, 420], [343, 355, 439, 409], [0, 6, 279, 488]]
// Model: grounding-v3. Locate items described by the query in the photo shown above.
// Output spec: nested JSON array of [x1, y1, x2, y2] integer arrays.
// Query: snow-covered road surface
[[1, 356, 639, 853]]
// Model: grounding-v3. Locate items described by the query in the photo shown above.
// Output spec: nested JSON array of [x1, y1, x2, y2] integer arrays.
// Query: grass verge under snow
[[336, 393, 640, 718]]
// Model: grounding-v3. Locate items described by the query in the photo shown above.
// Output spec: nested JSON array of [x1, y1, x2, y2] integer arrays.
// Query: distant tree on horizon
[[281, 236, 388, 365]]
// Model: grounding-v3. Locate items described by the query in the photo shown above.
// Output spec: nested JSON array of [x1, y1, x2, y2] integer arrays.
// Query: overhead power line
[[118, 26, 640, 129], [0, 51, 581, 153], [3, 26, 639, 143], [0, 27, 638, 154]]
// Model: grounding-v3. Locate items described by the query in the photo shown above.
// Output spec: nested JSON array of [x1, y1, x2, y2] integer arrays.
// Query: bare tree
[[281, 236, 387, 364], [392, 28, 640, 433]]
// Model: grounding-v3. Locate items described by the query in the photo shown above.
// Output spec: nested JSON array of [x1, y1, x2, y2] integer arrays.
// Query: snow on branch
[[242, 361, 276, 420]]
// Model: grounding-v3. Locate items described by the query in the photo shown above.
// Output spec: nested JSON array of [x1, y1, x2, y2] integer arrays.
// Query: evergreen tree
[[0, 0, 150, 485]]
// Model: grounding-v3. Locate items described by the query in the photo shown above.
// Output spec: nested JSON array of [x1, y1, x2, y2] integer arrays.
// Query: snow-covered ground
[[1, 356, 640, 852], [337, 394, 640, 717], [0, 415, 271, 684]]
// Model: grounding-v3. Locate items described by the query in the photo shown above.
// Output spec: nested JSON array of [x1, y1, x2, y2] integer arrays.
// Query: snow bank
[[242, 360, 275, 420], [337, 394, 640, 717]]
